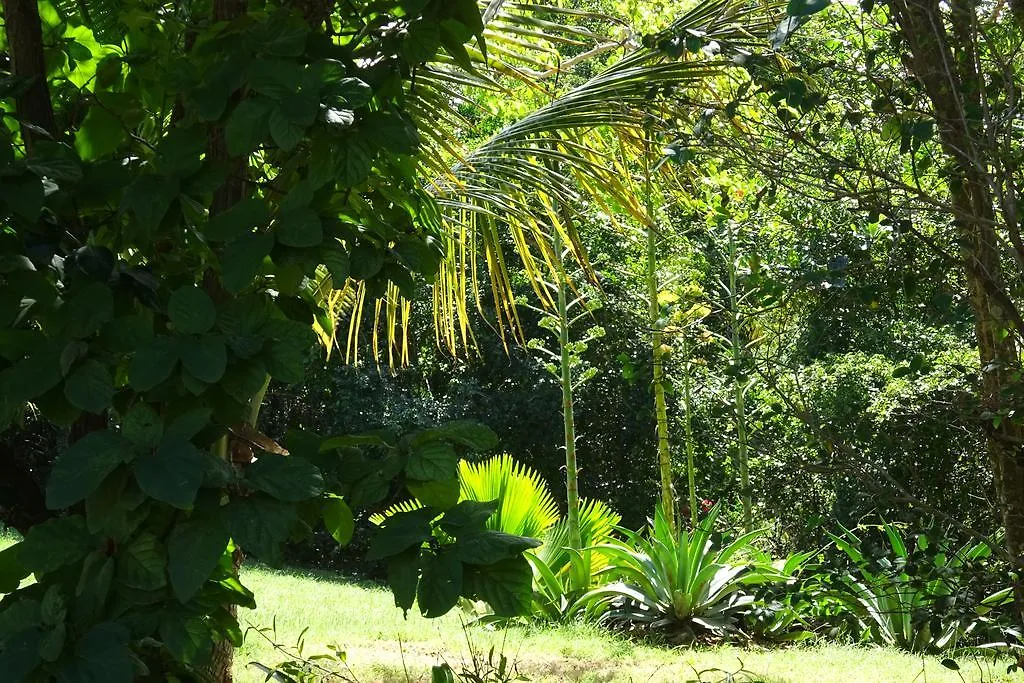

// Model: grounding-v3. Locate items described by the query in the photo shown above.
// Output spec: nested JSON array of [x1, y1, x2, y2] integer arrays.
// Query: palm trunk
[[552, 228, 582, 551], [645, 151, 676, 533]]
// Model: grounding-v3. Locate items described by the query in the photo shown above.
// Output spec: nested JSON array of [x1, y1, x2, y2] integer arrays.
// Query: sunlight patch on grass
[[234, 563, 1016, 683]]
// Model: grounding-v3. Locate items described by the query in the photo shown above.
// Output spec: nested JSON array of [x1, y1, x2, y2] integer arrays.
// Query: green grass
[[235, 564, 1016, 683], [1, 532, 1014, 682]]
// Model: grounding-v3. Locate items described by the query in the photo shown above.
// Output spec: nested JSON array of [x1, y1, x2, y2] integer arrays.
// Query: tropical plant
[[742, 550, 820, 643], [458, 454, 561, 540], [527, 499, 621, 622], [577, 503, 775, 640], [827, 523, 1014, 652]]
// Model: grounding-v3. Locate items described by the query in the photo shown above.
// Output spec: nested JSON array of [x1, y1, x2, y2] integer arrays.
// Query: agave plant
[[577, 503, 775, 640], [828, 522, 1014, 652]]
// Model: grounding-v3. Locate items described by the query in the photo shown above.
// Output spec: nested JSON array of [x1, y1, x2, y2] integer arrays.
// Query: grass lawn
[[236, 564, 1016, 683], [1, 532, 1015, 682]]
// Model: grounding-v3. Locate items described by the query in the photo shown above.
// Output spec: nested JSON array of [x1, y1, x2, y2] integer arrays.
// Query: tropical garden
[[1, 0, 1023, 681]]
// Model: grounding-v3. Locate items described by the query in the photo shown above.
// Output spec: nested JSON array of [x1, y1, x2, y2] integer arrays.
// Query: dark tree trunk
[[2, 0, 57, 151]]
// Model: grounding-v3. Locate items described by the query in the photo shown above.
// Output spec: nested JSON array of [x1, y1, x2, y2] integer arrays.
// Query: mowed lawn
[[0, 533, 1014, 682]]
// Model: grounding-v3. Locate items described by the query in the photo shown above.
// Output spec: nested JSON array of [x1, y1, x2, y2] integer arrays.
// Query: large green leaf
[[387, 546, 420, 616], [55, 622, 134, 683], [464, 555, 533, 617], [133, 439, 208, 509], [63, 360, 115, 413], [205, 198, 269, 242], [222, 497, 297, 564], [322, 496, 354, 545], [406, 440, 457, 482], [168, 517, 230, 603], [115, 532, 167, 590], [129, 336, 180, 392], [366, 507, 436, 561], [222, 232, 275, 293], [245, 453, 324, 501], [417, 548, 462, 618], [168, 286, 217, 335], [19, 516, 94, 574], [180, 335, 228, 384], [453, 531, 540, 565], [46, 431, 134, 509]]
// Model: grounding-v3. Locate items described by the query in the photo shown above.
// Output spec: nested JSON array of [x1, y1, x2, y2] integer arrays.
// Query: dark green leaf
[[403, 19, 441, 63], [454, 531, 540, 565], [350, 241, 384, 280], [58, 622, 134, 683], [245, 453, 324, 501], [129, 336, 180, 391], [181, 335, 228, 384], [160, 617, 212, 665], [433, 420, 499, 451], [417, 548, 462, 618], [206, 198, 270, 242], [321, 244, 351, 284], [787, 0, 831, 15], [75, 106, 126, 160], [63, 360, 115, 414], [122, 403, 163, 449], [406, 440, 457, 482], [366, 507, 436, 561], [19, 516, 93, 574], [269, 107, 305, 151], [438, 500, 498, 537], [334, 137, 373, 186], [387, 547, 420, 616], [222, 232, 275, 293], [276, 207, 323, 248], [169, 286, 217, 335], [225, 98, 271, 156], [168, 516, 230, 603], [222, 497, 297, 564], [407, 478, 459, 510], [46, 431, 134, 509], [133, 439, 208, 509], [463, 555, 532, 617], [115, 532, 167, 590], [66, 282, 114, 339]]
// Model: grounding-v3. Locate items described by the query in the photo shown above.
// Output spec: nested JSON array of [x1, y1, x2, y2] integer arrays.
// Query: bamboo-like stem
[[682, 334, 698, 528], [725, 216, 752, 531], [645, 144, 676, 534], [553, 227, 582, 551]]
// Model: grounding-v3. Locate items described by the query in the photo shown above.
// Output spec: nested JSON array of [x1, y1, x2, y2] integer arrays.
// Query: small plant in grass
[[742, 550, 819, 643], [576, 502, 775, 641], [526, 499, 621, 623], [827, 522, 1014, 652]]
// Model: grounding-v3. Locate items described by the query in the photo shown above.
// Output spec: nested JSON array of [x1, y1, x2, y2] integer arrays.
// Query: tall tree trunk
[[887, 0, 1024, 620], [2, 0, 57, 152], [644, 149, 676, 533]]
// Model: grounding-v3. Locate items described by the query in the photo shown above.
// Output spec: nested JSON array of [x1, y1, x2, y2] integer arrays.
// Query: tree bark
[[2, 0, 57, 152], [887, 0, 1024, 620]]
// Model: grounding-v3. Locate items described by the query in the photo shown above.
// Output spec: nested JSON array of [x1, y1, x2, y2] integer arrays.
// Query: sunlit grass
[[1, 532, 1013, 682], [235, 563, 1015, 683]]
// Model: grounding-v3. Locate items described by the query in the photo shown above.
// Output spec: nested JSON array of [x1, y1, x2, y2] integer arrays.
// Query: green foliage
[[0, 0, 524, 677], [577, 504, 776, 640], [826, 523, 1014, 652], [459, 454, 561, 539]]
